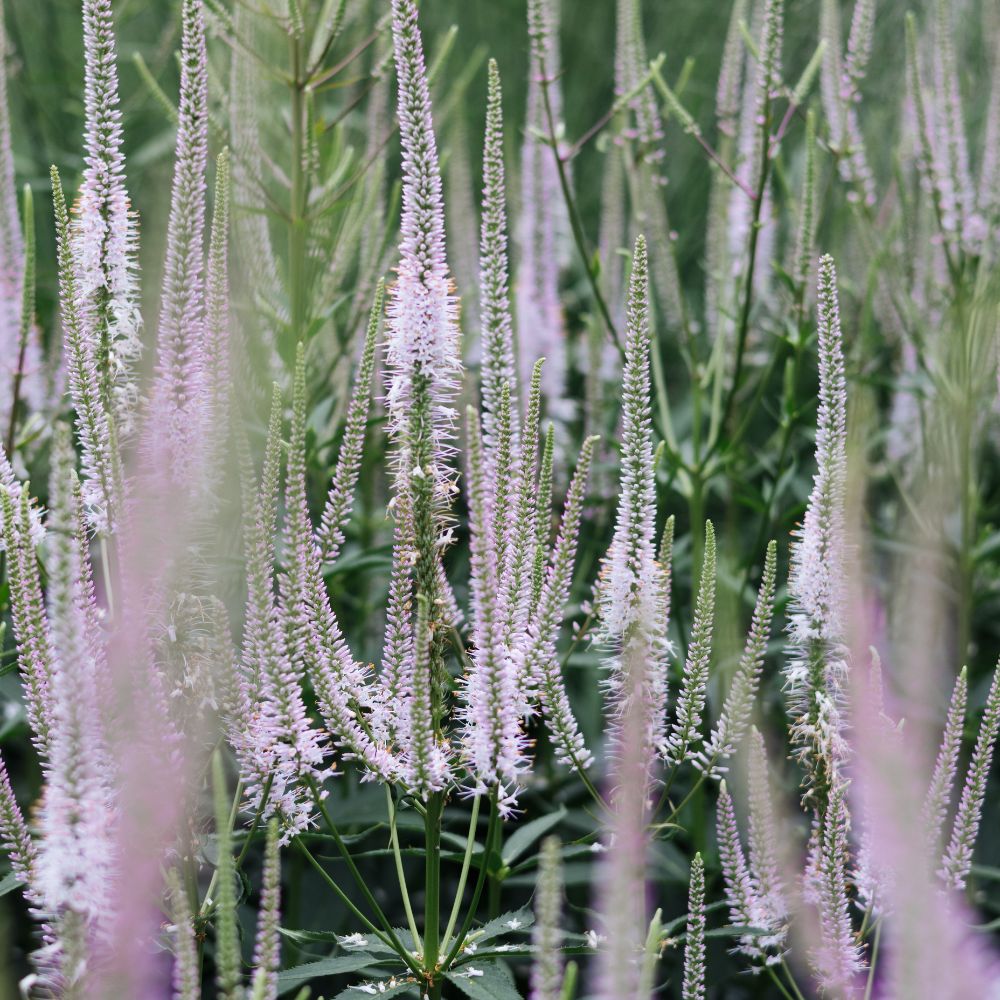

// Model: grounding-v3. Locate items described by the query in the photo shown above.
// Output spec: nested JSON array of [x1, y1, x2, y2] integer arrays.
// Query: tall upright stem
[[423, 791, 444, 998]]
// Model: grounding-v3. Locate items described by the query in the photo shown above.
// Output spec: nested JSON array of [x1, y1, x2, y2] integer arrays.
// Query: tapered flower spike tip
[[922, 665, 967, 853], [682, 853, 706, 1000], [600, 235, 658, 640], [941, 660, 1000, 891], [785, 254, 849, 811], [76, 0, 142, 441], [387, 0, 460, 450], [697, 539, 777, 775], [479, 58, 518, 447], [52, 166, 121, 533], [667, 520, 716, 765], [151, 0, 209, 478], [320, 281, 383, 562]]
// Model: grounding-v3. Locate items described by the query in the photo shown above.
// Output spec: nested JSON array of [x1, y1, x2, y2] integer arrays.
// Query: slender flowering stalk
[[0, 753, 35, 889], [479, 59, 519, 448], [715, 0, 748, 137], [75, 0, 142, 445], [746, 729, 787, 940], [400, 593, 453, 796], [519, 0, 569, 421], [524, 435, 598, 772], [682, 854, 706, 1000], [234, 387, 326, 840], [530, 836, 563, 1000], [388, 0, 462, 754], [249, 819, 282, 1000], [203, 148, 231, 485], [212, 752, 241, 1000], [784, 255, 849, 813], [0, 7, 26, 426], [167, 870, 201, 1000], [460, 406, 528, 812], [940, 661, 1000, 891], [284, 345, 395, 784], [1, 478, 54, 756], [716, 781, 782, 966], [809, 781, 862, 993], [922, 666, 967, 854], [319, 282, 383, 562], [150, 0, 209, 482], [52, 167, 122, 533], [696, 541, 777, 775], [666, 522, 716, 765], [598, 237, 670, 779]]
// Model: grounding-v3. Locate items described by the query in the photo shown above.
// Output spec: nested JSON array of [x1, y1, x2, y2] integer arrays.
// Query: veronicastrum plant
[[1, 0, 1000, 998]]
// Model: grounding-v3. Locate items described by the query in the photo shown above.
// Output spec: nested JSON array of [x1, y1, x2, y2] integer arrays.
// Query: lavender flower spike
[[35, 436, 115, 953], [52, 167, 122, 534], [666, 521, 716, 765], [784, 254, 849, 812], [696, 541, 777, 776], [922, 665, 967, 854], [249, 819, 282, 1000], [75, 0, 142, 442], [151, 0, 209, 480], [479, 59, 519, 448], [941, 660, 1000, 892], [460, 406, 528, 813], [0, 7, 25, 424], [387, 0, 461, 520], [682, 854, 706, 1000], [0, 752, 36, 890], [598, 236, 671, 776], [319, 282, 383, 563]]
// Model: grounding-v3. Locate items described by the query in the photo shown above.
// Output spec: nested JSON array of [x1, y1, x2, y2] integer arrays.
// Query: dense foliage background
[[1, 0, 999, 997]]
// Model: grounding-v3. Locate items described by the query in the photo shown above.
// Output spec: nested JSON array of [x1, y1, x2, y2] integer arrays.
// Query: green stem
[[440, 793, 481, 954], [387, 786, 422, 953], [310, 780, 409, 954], [535, 55, 621, 353], [423, 791, 444, 994], [766, 966, 796, 1000], [294, 838, 422, 976], [442, 791, 499, 969], [864, 920, 882, 1000], [780, 960, 808, 1000]]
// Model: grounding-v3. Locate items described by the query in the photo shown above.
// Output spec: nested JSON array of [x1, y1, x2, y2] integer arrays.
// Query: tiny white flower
[[504, 918, 522, 929], [585, 929, 606, 948], [465, 967, 484, 977], [339, 933, 369, 948]]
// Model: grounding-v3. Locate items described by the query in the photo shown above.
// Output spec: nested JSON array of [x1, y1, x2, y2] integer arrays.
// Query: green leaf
[[500, 807, 567, 866], [463, 908, 534, 949], [445, 961, 522, 1000], [276, 954, 380, 996], [0, 870, 24, 897], [331, 979, 419, 999]]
